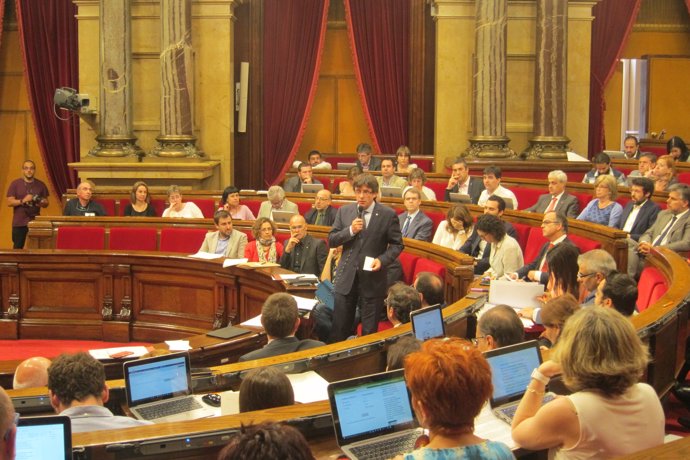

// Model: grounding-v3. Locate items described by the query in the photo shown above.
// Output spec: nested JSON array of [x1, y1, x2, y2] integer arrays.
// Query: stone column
[[523, 0, 570, 159], [89, 0, 141, 158], [465, 0, 513, 158], [150, 0, 202, 159]]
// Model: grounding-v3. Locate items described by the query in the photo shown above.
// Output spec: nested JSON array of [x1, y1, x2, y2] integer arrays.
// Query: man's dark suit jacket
[[283, 177, 322, 193], [525, 193, 580, 218], [355, 157, 382, 171], [238, 336, 324, 362], [328, 202, 403, 296], [516, 237, 576, 284], [305, 206, 337, 227], [398, 211, 433, 241], [460, 221, 518, 274], [279, 234, 328, 278], [444, 176, 485, 204], [618, 200, 661, 241]]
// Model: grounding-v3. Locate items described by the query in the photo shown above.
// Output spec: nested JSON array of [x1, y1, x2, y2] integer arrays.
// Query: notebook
[[380, 186, 403, 198], [124, 352, 215, 423], [410, 304, 445, 340], [484, 340, 554, 424], [271, 210, 296, 223], [301, 183, 324, 193], [16, 415, 72, 460], [328, 370, 423, 460]]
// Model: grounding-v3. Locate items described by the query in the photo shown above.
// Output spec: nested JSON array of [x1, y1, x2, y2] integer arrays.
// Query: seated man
[[619, 178, 661, 273], [595, 272, 638, 317], [308, 150, 332, 170], [476, 305, 525, 352], [280, 214, 327, 278], [514, 211, 574, 284], [398, 188, 433, 241], [13, 356, 51, 390], [413, 271, 445, 308], [199, 210, 248, 258], [355, 142, 381, 171], [629, 183, 690, 277], [48, 352, 152, 433], [386, 335, 422, 371], [63, 180, 106, 216], [578, 249, 617, 306], [0, 387, 16, 459], [477, 166, 518, 210], [258, 185, 299, 219], [444, 157, 484, 205], [627, 153, 656, 184], [239, 293, 324, 361], [623, 134, 642, 160], [386, 283, 422, 327], [483, 195, 518, 239], [283, 162, 322, 193], [582, 152, 627, 185], [377, 158, 408, 189], [304, 189, 337, 226], [525, 170, 580, 218]]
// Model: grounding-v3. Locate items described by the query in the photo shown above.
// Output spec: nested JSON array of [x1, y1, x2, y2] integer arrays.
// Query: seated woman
[[403, 168, 436, 201], [538, 293, 580, 349], [394, 145, 418, 174], [576, 174, 622, 227], [220, 185, 256, 220], [239, 367, 294, 413], [393, 338, 514, 459], [432, 203, 473, 250], [162, 185, 204, 218], [244, 217, 283, 263], [475, 214, 523, 279], [217, 422, 314, 460], [511, 307, 664, 458], [667, 135, 689, 162], [123, 181, 157, 217], [338, 165, 363, 196], [652, 154, 678, 192]]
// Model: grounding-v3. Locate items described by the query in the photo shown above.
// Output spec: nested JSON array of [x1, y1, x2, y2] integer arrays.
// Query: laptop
[[448, 192, 472, 204], [301, 183, 324, 194], [380, 186, 403, 198], [337, 162, 357, 170], [124, 352, 215, 423], [410, 304, 446, 340], [328, 370, 423, 460], [484, 340, 554, 424], [604, 150, 626, 159], [16, 415, 72, 460], [271, 210, 296, 224]]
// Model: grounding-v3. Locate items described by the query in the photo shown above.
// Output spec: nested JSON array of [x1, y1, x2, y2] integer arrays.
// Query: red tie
[[541, 243, 555, 272], [545, 196, 558, 213]]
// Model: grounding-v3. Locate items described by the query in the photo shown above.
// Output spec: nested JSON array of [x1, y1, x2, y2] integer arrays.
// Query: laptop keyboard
[[136, 396, 202, 420], [349, 433, 419, 460], [498, 393, 556, 421]]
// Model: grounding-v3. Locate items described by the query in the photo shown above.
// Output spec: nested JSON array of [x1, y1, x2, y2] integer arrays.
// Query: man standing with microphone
[[328, 174, 403, 342]]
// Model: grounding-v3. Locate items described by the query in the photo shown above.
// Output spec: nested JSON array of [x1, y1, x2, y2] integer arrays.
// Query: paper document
[[223, 258, 249, 267], [241, 314, 263, 328], [475, 404, 516, 450], [489, 279, 544, 309], [274, 273, 318, 281], [363, 256, 375, 271], [89, 346, 150, 360], [287, 371, 330, 404], [189, 251, 223, 260], [291, 295, 318, 312], [165, 340, 191, 351]]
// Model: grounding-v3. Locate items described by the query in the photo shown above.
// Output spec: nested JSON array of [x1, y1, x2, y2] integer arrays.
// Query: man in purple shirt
[[6, 160, 49, 248]]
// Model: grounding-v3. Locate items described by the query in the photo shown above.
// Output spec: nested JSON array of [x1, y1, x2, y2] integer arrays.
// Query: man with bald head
[[0, 387, 16, 460], [13, 357, 51, 390], [476, 305, 525, 352], [63, 180, 106, 216], [304, 189, 336, 226], [279, 215, 327, 278]]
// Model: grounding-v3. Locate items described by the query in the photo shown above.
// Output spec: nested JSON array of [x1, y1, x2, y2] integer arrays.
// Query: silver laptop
[[271, 210, 297, 224], [16, 415, 72, 460], [484, 340, 555, 424], [301, 183, 324, 194], [449, 192, 472, 204], [328, 370, 423, 460], [410, 304, 446, 340], [381, 186, 403, 198], [337, 162, 357, 170], [604, 150, 626, 159], [124, 352, 214, 423]]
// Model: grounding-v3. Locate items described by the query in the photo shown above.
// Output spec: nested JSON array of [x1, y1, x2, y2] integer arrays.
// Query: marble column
[[465, 0, 513, 158], [150, 0, 202, 159], [88, 0, 141, 158], [523, 0, 570, 159]]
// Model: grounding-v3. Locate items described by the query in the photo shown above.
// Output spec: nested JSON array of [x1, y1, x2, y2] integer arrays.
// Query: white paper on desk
[[292, 295, 318, 312], [363, 256, 375, 271], [489, 279, 544, 309], [89, 346, 150, 360], [287, 371, 330, 404], [275, 273, 319, 281], [219, 390, 240, 416], [189, 251, 223, 260], [475, 404, 516, 450], [165, 340, 191, 351], [241, 314, 263, 328], [223, 258, 248, 267]]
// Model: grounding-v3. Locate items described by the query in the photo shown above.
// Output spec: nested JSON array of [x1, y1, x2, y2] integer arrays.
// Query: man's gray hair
[[548, 170, 568, 183], [267, 185, 286, 201], [577, 249, 616, 276], [669, 183, 690, 203]]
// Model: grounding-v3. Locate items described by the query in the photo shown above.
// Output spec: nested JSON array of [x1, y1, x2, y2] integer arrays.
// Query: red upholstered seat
[[187, 199, 216, 218], [297, 201, 313, 216], [243, 199, 262, 216], [241, 229, 254, 241], [424, 181, 447, 201], [356, 320, 393, 336], [398, 252, 420, 284], [513, 188, 543, 210], [573, 193, 592, 214], [56, 227, 106, 250], [119, 198, 131, 216], [95, 199, 115, 216], [413, 158, 433, 171], [109, 227, 158, 251], [510, 222, 531, 252], [159, 228, 208, 254], [332, 177, 348, 193], [523, 227, 548, 263], [426, 211, 446, 234], [413, 258, 446, 281], [313, 177, 331, 191], [637, 266, 667, 312], [568, 234, 601, 253], [275, 233, 291, 245], [678, 172, 690, 185]]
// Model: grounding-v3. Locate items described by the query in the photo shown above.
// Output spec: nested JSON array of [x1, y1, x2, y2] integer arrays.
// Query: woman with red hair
[[394, 338, 514, 459]]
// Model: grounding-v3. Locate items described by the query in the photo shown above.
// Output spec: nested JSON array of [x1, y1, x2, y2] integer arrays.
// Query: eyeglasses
[[3, 413, 18, 442], [577, 272, 596, 280], [315, 196, 330, 201], [471, 336, 486, 346], [541, 220, 557, 226]]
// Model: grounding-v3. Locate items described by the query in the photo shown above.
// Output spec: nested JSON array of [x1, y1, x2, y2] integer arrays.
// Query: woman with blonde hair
[[123, 181, 157, 216], [652, 154, 678, 192], [244, 217, 283, 263], [576, 174, 622, 227], [512, 307, 664, 458], [432, 204, 473, 250]]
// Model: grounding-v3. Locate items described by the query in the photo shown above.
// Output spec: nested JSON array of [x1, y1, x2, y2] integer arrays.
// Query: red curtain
[[588, 0, 641, 157], [345, 0, 409, 154], [687, 0, 690, 14], [15, 0, 79, 197], [0, 0, 6, 49], [262, 0, 329, 187]]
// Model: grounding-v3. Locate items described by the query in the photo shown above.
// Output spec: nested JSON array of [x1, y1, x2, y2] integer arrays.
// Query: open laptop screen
[[16, 415, 72, 460], [124, 353, 191, 407], [410, 305, 445, 340], [484, 340, 543, 407], [328, 370, 416, 446]]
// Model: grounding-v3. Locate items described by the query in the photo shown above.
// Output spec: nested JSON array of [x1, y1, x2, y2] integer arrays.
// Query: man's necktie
[[402, 215, 412, 237], [541, 243, 555, 272], [653, 215, 678, 246], [545, 196, 558, 213], [315, 211, 324, 226]]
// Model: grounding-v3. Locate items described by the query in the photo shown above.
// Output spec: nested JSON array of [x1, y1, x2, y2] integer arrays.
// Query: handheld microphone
[[357, 205, 364, 219]]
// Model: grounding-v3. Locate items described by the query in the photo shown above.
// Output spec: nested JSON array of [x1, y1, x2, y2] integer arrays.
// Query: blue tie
[[402, 215, 412, 237]]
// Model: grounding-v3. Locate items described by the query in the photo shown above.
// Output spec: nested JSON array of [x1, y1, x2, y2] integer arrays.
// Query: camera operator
[[6, 160, 49, 249]]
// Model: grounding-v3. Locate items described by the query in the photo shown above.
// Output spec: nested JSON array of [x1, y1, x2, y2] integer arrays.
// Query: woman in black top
[[123, 181, 157, 217]]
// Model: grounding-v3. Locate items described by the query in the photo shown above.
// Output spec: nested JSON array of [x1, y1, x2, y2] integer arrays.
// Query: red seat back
[[95, 199, 115, 216], [398, 252, 420, 284], [524, 227, 548, 263], [424, 182, 446, 201], [109, 227, 158, 251], [313, 177, 331, 192], [187, 199, 216, 218], [297, 201, 313, 216], [513, 188, 543, 210], [573, 192, 592, 214], [243, 199, 263, 216], [426, 211, 446, 234], [678, 172, 690, 185], [56, 227, 106, 250], [568, 234, 601, 253], [160, 228, 209, 254], [637, 266, 667, 312], [511, 222, 531, 252], [413, 258, 446, 281]]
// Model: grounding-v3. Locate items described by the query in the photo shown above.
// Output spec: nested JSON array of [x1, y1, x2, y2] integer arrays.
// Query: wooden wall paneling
[[409, 0, 435, 159], [646, 55, 690, 141], [0, 262, 19, 338]]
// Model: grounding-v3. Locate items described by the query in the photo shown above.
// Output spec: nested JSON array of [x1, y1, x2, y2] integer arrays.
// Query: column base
[[149, 135, 204, 160], [464, 136, 515, 159], [87, 135, 143, 159], [522, 136, 570, 160]]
